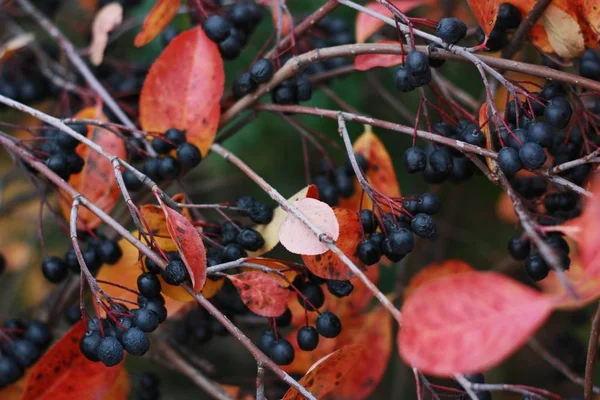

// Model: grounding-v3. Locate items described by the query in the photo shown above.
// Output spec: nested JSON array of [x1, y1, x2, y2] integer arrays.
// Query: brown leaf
[[542, 5, 585, 58], [134, 0, 181, 47], [89, 3, 123, 65]]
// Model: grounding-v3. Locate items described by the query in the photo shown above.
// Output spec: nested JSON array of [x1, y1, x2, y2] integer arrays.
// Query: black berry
[[436, 18, 467, 44], [236, 228, 265, 251], [176, 143, 202, 169], [405, 51, 431, 87], [121, 327, 150, 356], [161, 260, 189, 285], [42, 256, 68, 283], [137, 272, 162, 298], [359, 209, 378, 234], [203, 15, 231, 43], [158, 156, 181, 180], [250, 58, 275, 84], [393, 66, 415, 92], [508, 236, 530, 260], [133, 308, 160, 333], [498, 147, 522, 177], [519, 142, 547, 170], [316, 311, 342, 338], [411, 213, 436, 238], [270, 339, 295, 365], [356, 239, 381, 265], [297, 326, 319, 351], [233, 72, 257, 99], [525, 253, 549, 281], [403, 147, 427, 173], [298, 282, 325, 311], [97, 336, 124, 367]]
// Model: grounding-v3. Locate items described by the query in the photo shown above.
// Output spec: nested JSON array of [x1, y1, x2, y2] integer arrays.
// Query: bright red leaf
[[60, 107, 126, 230], [134, 0, 181, 47], [355, 0, 433, 43], [404, 259, 474, 299], [228, 271, 291, 317], [139, 27, 224, 155], [302, 207, 364, 280], [21, 321, 123, 400], [282, 345, 364, 400], [279, 198, 339, 255], [398, 271, 554, 376], [159, 199, 207, 292]]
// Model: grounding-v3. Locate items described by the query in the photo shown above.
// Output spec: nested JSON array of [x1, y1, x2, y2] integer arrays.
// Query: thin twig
[[257, 363, 266, 400], [502, 0, 553, 59]]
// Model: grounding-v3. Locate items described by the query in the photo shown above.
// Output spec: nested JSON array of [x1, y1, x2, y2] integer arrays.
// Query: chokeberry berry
[[461, 124, 486, 147], [65, 305, 82, 325], [151, 136, 174, 154], [403, 147, 427, 173], [519, 142, 547, 170], [405, 51, 431, 87], [429, 149, 453, 173], [496, 3, 522, 29], [137, 272, 162, 298], [541, 81, 567, 100], [498, 147, 522, 177], [140, 298, 167, 323], [236, 228, 265, 251], [24, 320, 52, 349], [236, 196, 255, 215], [80, 331, 102, 362], [477, 26, 507, 51], [161, 260, 189, 285], [369, 232, 385, 250], [545, 97, 572, 129], [525, 253, 549, 281], [417, 193, 440, 215], [133, 308, 160, 333], [356, 239, 381, 265], [46, 153, 70, 180], [233, 72, 257, 99], [527, 122, 553, 148], [296, 74, 313, 102], [270, 339, 295, 365], [142, 157, 161, 181], [97, 336, 124, 367], [176, 143, 202, 169], [249, 202, 273, 224], [56, 130, 80, 151], [271, 84, 296, 104], [326, 279, 354, 297], [250, 58, 275, 84], [41, 256, 68, 283], [202, 15, 231, 43], [297, 326, 319, 351], [95, 239, 122, 264], [436, 18, 467, 44], [123, 169, 143, 191], [9, 340, 40, 368], [411, 213, 436, 238], [0, 356, 23, 388], [158, 156, 181, 180], [298, 282, 325, 311], [122, 327, 150, 356], [387, 227, 415, 254], [508, 236, 530, 260], [165, 128, 186, 147], [359, 209, 378, 234], [144, 256, 162, 274], [259, 328, 277, 354], [222, 243, 248, 262], [393, 66, 415, 92], [316, 311, 342, 338]]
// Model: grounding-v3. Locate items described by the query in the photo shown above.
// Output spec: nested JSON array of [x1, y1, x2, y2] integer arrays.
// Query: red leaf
[[139, 27, 224, 155], [398, 271, 554, 376], [579, 173, 600, 276], [302, 207, 364, 280], [279, 198, 339, 255], [159, 200, 207, 292], [21, 321, 123, 400], [404, 259, 475, 300], [228, 271, 291, 317], [134, 0, 181, 47], [355, 0, 433, 43], [60, 107, 126, 230], [354, 41, 404, 71], [282, 345, 364, 400], [467, 0, 500, 36]]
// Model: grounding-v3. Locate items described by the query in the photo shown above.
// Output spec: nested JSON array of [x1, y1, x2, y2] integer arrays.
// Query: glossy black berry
[[137, 272, 162, 298], [97, 336, 124, 367], [498, 147, 522, 177], [405, 51, 431, 87], [164, 128, 186, 147], [144, 256, 162, 274], [393, 66, 415, 92], [356, 239, 381, 266], [525, 253, 549, 281], [259, 328, 277, 354], [429, 149, 453, 173], [461, 124, 486, 147], [436, 18, 467, 44], [95, 239, 122, 264], [46, 153, 70, 179], [326, 279, 354, 298], [42, 256, 68, 283], [0, 356, 23, 388], [271, 84, 296, 104], [298, 282, 325, 311], [360, 209, 378, 234], [233, 72, 257, 99], [161, 260, 189, 285], [249, 202, 273, 224], [176, 143, 202, 169], [411, 213, 436, 238], [56, 130, 80, 151], [519, 142, 547, 171], [218, 34, 242, 59], [296, 74, 313, 102], [250, 58, 275, 84], [24, 320, 52, 349], [133, 308, 160, 333], [541, 81, 567, 100], [388, 227, 415, 254], [403, 147, 427, 173], [80, 331, 101, 361], [545, 97, 572, 129], [508, 236, 530, 260], [9, 340, 40, 368], [222, 243, 248, 262], [527, 122, 553, 148], [417, 193, 440, 215], [507, 128, 529, 150], [297, 326, 319, 351], [123, 169, 143, 191], [142, 157, 161, 181], [121, 327, 150, 356], [496, 3, 522, 29], [158, 156, 181, 180], [64, 305, 82, 325], [203, 15, 231, 43], [316, 311, 342, 338], [270, 339, 295, 365], [236, 228, 265, 251], [151, 136, 174, 154]]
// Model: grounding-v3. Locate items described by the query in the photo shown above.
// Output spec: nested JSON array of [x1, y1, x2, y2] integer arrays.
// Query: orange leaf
[[243, 258, 298, 287], [355, 0, 433, 43], [60, 107, 126, 230], [302, 207, 364, 280], [399, 271, 554, 376], [102, 368, 130, 400], [580, 0, 600, 35], [467, 0, 500, 35], [283, 326, 339, 374], [279, 198, 339, 255], [353, 40, 403, 71], [228, 271, 291, 317], [159, 200, 207, 292], [579, 174, 600, 276], [404, 259, 474, 299], [327, 265, 380, 319], [478, 102, 496, 172], [334, 307, 392, 400], [252, 185, 319, 257], [139, 27, 224, 155], [340, 127, 401, 212], [282, 345, 364, 400], [134, 0, 181, 47], [21, 321, 123, 400]]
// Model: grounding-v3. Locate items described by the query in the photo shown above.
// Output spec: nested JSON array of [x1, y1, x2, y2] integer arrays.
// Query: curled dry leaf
[[139, 26, 224, 155], [353, 40, 404, 71], [89, 2, 123, 66], [0, 33, 35, 62], [59, 107, 126, 230], [134, 0, 181, 47], [282, 345, 364, 400], [252, 185, 319, 256], [399, 271, 554, 376], [228, 271, 291, 317], [21, 321, 123, 400], [355, 0, 433, 43], [404, 259, 474, 300], [302, 207, 364, 280], [279, 198, 339, 256]]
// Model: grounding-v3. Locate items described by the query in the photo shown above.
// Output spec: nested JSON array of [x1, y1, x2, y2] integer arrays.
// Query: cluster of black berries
[[580, 49, 600, 81], [356, 194, 439, 265], [314, 154, 365, 206], [135, 372, 161, 400], [41, 237, 122, 284], [80, 275, 169, 367], [475, 3, 522, 52], [232, 58, 275, 99], [0, 319, 52, 388], [97, 62, 148, 106], [33, 124, 86, 180], [0, 52, 54, 105], [304, 16, 354, 76], [271, 74, 313, 105], [404, 121, 485, 183], [202, 1, 264, 60], [393, 50, 432, 93], [124, 128, 202, 190]]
